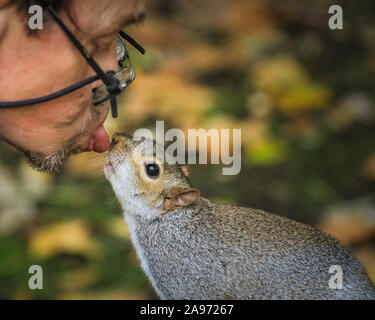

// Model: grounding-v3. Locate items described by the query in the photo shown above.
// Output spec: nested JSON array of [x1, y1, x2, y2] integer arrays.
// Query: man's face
[[0, 0, 145, 173]]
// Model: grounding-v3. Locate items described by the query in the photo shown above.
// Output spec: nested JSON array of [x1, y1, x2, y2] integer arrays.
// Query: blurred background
[[1, 0, 375, 299]]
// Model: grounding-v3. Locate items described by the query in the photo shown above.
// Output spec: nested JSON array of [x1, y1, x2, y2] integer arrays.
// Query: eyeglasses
[[0, 1, 145, 118], [92, 33, 136, 107]]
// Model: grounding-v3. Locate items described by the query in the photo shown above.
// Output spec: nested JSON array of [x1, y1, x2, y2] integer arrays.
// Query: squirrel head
[[105, 133, 200, 218]]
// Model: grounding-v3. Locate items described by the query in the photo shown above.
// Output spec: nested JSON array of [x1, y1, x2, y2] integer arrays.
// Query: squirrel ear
[[162, 186, 200, 213], [180, 164, 190, 177], [175, 188, 199, 207]]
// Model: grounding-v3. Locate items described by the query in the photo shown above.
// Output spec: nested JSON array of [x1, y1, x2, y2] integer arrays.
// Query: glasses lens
[[116, 36, 127, 66], [92, 66, 135, 106]]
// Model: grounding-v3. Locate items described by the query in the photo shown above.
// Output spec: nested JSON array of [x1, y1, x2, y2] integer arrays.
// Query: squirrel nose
[[110, 132, 131, 149], [110, 134, 123, 148]]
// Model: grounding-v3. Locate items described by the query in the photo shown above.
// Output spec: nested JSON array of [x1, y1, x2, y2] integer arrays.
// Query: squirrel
[[104, 132, 375, 300]]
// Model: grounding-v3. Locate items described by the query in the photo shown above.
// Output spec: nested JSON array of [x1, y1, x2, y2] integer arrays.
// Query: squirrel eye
[[145, 163, 160, 179]]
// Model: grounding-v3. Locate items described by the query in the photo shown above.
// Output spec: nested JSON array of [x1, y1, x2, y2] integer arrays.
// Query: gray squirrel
[[104, 133, 375, 300]]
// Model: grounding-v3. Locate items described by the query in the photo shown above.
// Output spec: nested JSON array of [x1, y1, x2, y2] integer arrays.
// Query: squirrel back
[[105, 133, 375, 300]]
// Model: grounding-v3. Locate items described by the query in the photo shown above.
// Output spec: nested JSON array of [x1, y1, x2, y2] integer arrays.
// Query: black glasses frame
[[0, 1, 145, 118]]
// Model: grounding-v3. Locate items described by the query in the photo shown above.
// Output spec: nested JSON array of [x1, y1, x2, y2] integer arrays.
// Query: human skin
[[0, 0, 145, 172]]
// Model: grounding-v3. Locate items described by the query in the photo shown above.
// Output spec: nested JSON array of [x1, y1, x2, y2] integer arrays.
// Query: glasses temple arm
[[119, 31, 145, 55], [0, 75, 100, 108], [43, 3, 114, 87]]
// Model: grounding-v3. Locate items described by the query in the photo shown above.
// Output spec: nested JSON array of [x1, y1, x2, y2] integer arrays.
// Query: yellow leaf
[[245, 137, 287, 165], [29, 221, 98, 259], [252, 56, 309, 96], [278, 84, 331, 113], [123, 70, 214, 129]]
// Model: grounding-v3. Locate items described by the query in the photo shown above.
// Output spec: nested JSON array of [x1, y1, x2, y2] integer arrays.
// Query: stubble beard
[[11, 134, 84, 175], [4, 104, 108, 174], [1, 136, 77, 174], [23, 148, 76, 174]]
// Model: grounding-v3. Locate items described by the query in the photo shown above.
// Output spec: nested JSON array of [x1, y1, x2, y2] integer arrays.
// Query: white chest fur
[[125, 214, 166, 299]]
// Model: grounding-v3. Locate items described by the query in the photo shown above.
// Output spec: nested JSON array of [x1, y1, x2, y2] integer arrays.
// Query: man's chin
[[23, 149, 72, 174], [23, 145, 86, 174], [3, 135, 92, 174]]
